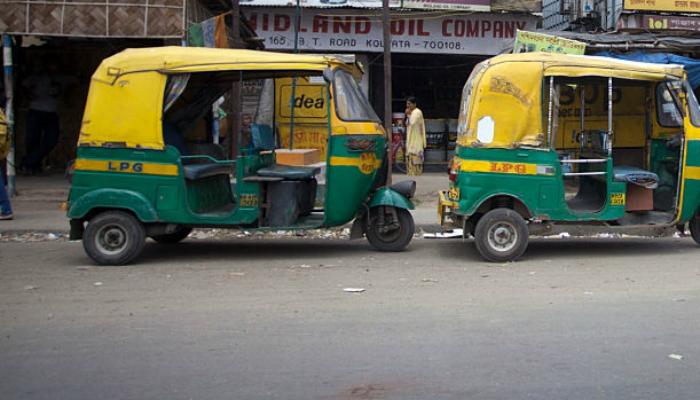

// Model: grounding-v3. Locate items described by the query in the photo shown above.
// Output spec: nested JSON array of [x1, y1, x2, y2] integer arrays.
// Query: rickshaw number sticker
[[610, 193, 626, 206], [239, 194, 258, 208], [359, 153, 378, 174]]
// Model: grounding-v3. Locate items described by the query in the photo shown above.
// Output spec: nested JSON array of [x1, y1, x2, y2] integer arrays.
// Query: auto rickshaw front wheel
[[474, 208, 529, 263], [690, 213, 700, 245], [366, 207, 414, 252], [83, 210, 146, 266]]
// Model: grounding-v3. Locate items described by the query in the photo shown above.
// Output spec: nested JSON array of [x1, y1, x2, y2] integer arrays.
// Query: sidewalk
[[0, 172, 446, 235]]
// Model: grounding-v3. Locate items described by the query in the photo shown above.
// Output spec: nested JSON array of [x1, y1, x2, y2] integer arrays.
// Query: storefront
[[243, 6, 538, 164]]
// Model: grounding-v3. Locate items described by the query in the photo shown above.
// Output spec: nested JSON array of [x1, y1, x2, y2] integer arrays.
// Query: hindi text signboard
[[513, 30, 586, 55]]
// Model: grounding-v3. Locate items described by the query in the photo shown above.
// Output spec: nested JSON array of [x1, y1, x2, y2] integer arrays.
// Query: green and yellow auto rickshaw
[[439, 52, 700, 262], [68, 47, 415, 265]]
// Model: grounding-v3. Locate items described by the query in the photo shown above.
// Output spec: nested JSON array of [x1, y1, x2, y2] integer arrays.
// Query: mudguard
[[368, 187, 415, 210], [67, 188, 159, 222]]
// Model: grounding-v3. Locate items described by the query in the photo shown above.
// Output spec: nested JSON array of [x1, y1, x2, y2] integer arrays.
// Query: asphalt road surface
[[1, 236, 700, 400]]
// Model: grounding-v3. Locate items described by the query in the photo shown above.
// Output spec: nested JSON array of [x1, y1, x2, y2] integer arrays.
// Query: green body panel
[[453, 146, 626, 221], [68, 147, 180, 221], [68, 147, 266, 226], [680, 139, 700, 222], [68, 135, 388, 228], [68, 188, 159, 221], [368, 187, 415, 210], [323, 134, 386, 226]]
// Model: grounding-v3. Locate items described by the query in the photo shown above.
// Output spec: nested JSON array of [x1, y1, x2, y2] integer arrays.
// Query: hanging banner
[[402, 0, 489, 11], [513, 30, 586, 55], [246, 8, 538, 55], [240, 0, 400, 8], [623, 0, 700, 12]]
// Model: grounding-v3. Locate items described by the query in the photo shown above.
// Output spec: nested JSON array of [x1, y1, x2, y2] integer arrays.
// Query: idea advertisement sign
[[245, 8, 538, 55]]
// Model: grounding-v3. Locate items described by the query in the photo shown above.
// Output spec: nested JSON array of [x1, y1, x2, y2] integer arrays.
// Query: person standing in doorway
[[20, 60, 75, 174], [405, 96, 426, 176]]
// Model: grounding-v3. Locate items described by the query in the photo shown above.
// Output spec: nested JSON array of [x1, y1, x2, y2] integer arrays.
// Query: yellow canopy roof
[[488, 52, 686, 81], [93, 46, 353, 82], [81, 47, 356, 150], [458, 52, 687, 149]]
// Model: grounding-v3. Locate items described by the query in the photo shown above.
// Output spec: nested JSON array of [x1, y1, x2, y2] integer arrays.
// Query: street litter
[[421, 278, 438, 283], [93, 282, 103, 287], [343, 288, 365, 293], [229, 272, 246, 276], [24, 285, 38, 291], [423, 229, 463, 239], [668, 354, 683, 360], [583, 291, 594, 295]]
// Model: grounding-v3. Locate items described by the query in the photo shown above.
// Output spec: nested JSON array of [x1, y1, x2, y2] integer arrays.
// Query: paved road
[[2, 236, 700, 399]]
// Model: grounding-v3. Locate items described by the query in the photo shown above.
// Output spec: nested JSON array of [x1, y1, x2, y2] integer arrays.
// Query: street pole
[[230, 0, 241, 159], [3, 35, 16, 196], [289, 0, 301, 150], [382, 0, 392, 185]]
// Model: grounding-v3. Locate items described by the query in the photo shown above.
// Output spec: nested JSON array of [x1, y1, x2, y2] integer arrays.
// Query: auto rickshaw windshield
[[333, 69, 380, 122]]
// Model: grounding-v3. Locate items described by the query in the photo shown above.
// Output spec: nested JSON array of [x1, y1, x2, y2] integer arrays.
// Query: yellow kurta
[[406, 108, 426, 155], [405, 107, 426, 175]]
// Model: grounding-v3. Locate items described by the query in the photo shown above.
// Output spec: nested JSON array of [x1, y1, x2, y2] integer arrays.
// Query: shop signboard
[[642, 14, 700, 31], [623, 0, 700, 12], [401, 0, 489, 11], [513, 30, 586, 55], [239, 0, 400, 8], [246, 8, 538, 55]]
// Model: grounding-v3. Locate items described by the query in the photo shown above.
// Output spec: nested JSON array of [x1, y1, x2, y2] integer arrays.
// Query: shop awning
[[595, 51, 700, 89]]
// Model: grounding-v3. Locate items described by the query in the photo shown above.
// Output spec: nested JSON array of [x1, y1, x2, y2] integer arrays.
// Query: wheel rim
[[372, 219, 403, 244], [486, 221, 518, 253], [95, 224, 129, 255]]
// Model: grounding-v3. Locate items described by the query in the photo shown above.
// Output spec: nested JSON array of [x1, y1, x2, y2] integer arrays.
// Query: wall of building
[[543, 0, 624, 31]]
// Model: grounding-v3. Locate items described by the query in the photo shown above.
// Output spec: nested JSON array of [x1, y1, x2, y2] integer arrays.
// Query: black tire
[[366, 207, 414, 252], [474, 208, 529, 262], [690, 214, 700, 245], [83, 210, 146, 265], [151, 226, 192, 244]]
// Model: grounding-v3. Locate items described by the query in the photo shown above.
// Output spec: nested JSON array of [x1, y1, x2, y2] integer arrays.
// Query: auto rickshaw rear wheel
[[366, 207, 414, 252], [83, 210, 146, 266], [474, 208, 528, 263], [150, 226, 193, 244], [690, 213, 700, 245]]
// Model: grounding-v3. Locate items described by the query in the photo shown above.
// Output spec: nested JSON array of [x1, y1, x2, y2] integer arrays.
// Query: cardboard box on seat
[[276, 149, 321, 166]]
